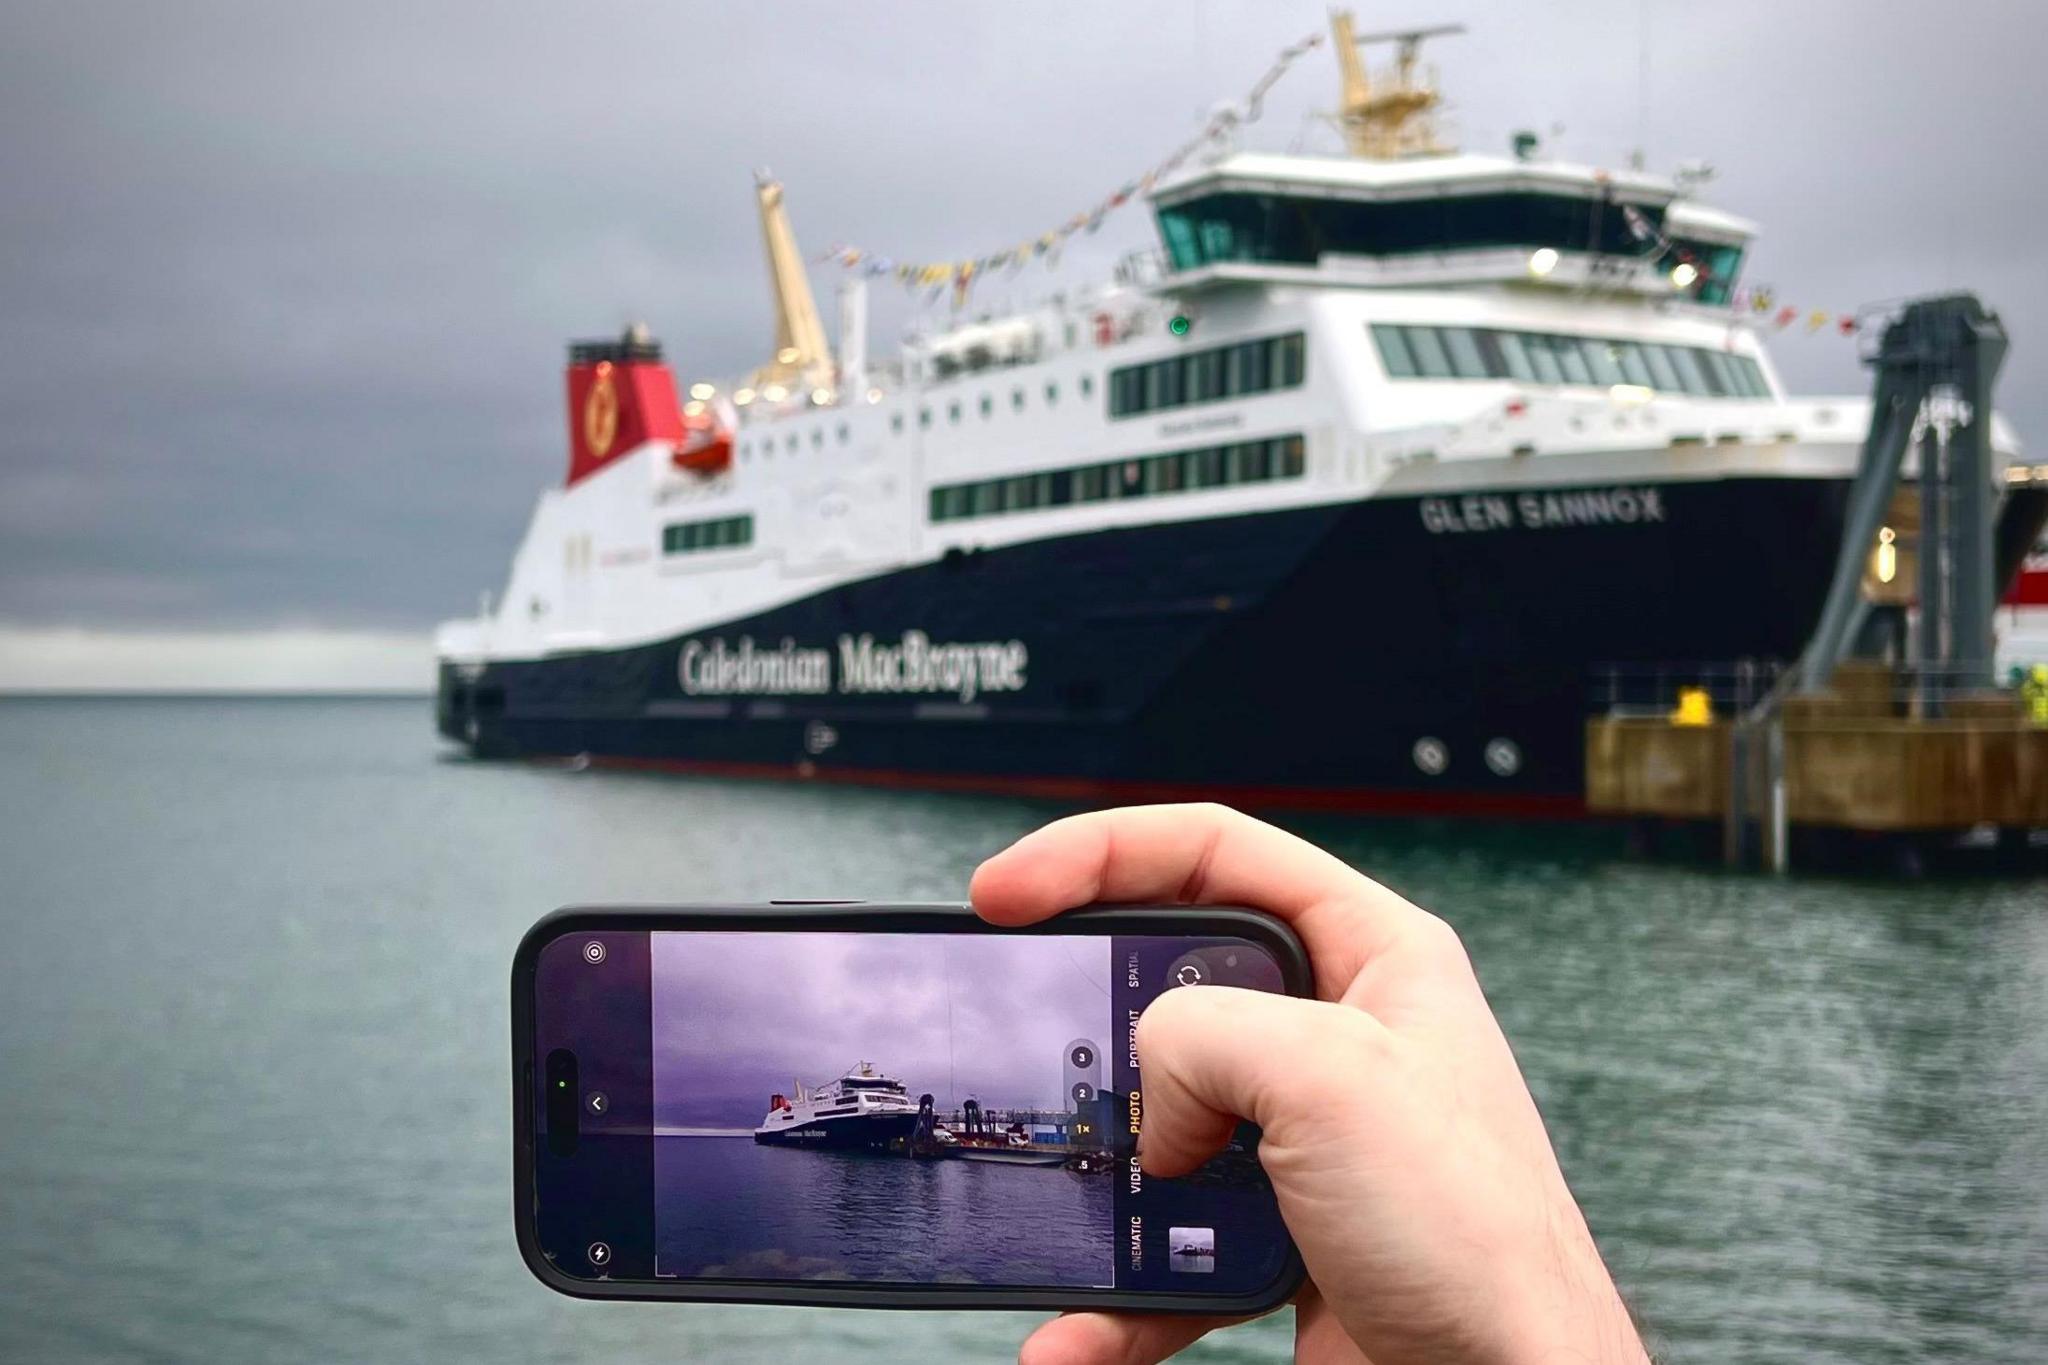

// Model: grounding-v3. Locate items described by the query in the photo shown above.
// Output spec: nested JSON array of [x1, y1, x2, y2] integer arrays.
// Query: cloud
[[651, 931, 1111, 1129]]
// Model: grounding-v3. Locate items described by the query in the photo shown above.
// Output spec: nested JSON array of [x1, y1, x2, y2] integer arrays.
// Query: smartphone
[[511, 903, 1310, 1313]]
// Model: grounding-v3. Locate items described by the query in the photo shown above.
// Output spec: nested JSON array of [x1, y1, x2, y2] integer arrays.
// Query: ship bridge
[[1145, 13, 1752, 307], [1148, 150, 1755, 303]]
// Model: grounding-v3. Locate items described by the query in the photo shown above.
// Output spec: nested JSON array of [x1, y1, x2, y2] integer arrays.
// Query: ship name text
[[1420, 486, 1666, 535], [678, 630, 1028, 704]]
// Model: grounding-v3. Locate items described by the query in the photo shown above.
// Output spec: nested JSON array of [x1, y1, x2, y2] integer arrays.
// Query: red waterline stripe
[[565, 753, 1589, 821]]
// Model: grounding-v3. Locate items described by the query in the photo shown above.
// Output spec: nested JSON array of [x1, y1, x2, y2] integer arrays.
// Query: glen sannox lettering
[[1419, 486, 1666, 534]]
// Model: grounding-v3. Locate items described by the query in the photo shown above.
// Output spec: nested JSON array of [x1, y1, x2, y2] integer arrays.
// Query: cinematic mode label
[[677, 630, 1028, 703]]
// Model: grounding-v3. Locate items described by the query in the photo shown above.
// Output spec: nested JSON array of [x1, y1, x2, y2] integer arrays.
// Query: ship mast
[[1329, 9, 1464, 159], [749, 171, 836, 398]]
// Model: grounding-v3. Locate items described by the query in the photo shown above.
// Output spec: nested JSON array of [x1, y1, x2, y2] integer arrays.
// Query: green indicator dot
[[1168, 314, 1191, 336]]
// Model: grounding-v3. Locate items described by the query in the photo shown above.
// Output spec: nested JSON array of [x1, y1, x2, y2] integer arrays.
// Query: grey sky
[[650, 931, 1109, 1130], [2, 1, 2042, 642]]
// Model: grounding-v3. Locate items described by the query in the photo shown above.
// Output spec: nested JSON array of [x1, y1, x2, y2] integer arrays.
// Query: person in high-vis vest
[[2025, 664, 2048, 727]]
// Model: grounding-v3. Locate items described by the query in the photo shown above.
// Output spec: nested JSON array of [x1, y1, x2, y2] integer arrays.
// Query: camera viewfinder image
[[649, 931, 1120, 1288], [1170, 1226, 1217, 1273]]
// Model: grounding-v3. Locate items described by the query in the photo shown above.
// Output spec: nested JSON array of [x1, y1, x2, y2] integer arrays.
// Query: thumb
[[1135, 986, 1387, 1178]]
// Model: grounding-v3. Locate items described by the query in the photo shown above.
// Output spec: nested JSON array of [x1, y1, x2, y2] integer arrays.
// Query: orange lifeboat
[[672, 400, 734, 475]]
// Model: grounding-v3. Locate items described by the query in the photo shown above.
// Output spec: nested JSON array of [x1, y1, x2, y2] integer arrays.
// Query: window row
[[1370, 323, 1772, 400], [735, 377, 1104, 459], [661, 513, 754, 555], [929, 434, 1307, 523], [1107, 332, 1306, 419]]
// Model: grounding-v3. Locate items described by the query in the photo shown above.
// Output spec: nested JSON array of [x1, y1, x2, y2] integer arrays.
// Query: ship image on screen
[[649, 932, 1120, 1287]]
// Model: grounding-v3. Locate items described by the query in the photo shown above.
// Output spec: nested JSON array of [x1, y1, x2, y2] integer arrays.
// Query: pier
[[1586, 295, 2048, 869], [900, 1094, 1122, 1171]]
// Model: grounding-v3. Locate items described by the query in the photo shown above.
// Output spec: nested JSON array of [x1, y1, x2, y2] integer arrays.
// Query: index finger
[[968, 803, 1429, 991]]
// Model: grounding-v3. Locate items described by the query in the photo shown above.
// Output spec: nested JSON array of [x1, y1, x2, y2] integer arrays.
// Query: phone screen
[[525, 922, 1297, 1301]]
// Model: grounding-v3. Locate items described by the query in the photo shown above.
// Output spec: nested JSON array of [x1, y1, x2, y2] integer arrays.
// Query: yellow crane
[[747, 171, 835, 400]]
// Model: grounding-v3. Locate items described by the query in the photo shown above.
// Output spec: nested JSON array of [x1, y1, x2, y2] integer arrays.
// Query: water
[[653, 1139, 1113, 1285], [1, 696, 2044, 1363]]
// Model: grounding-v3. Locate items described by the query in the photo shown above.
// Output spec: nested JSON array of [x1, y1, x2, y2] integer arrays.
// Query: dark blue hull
[[437, 477, 1851, 815], [754, 1113, 920, 1150]]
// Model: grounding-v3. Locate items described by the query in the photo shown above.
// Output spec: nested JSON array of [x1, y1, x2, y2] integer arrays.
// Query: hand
[[971, 804, 1648, 1365]]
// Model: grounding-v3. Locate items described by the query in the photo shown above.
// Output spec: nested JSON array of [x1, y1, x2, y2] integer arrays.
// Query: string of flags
[[1619, 202, 1866, 338], [814, 29, 1326, 304], [1728, 287, 1865, 337]]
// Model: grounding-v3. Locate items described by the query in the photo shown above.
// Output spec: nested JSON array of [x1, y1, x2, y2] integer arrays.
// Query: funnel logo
[[583, 362, 619, 459]]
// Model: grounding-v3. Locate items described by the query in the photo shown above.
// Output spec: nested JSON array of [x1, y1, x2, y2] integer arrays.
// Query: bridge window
[[1159, 191, 1664, 270]]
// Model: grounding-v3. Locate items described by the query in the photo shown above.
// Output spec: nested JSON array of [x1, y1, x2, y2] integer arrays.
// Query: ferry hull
[[753, 1113, 920, 1150], [438, 476, 1852, 816]]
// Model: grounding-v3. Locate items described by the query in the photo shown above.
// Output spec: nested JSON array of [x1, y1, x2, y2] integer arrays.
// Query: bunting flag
[[814, 29, 1326, 301], [1727, 287, 1870, 337], [1624, 202, 1869, 338]]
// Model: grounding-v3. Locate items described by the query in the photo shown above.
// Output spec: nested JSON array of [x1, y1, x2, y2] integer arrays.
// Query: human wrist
[[1489, 1231, 1650, 1365]]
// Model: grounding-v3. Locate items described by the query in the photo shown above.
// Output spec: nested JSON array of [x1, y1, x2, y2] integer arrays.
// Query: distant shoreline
[[0, 690, 430, 700]]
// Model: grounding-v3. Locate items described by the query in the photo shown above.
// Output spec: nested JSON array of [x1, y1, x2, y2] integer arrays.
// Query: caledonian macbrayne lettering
[[678, 630, 1028, 703], [1419, 486, 1666, 534]]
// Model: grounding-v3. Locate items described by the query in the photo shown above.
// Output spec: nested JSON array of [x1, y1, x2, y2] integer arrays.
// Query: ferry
[[754, 1063, 920, 1150], [2003, 537, 2048, 674], [435, 13, 2035, 817]]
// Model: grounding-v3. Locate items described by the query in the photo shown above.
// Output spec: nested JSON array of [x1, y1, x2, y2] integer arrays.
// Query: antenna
[[1328, 10, 1466, 159]]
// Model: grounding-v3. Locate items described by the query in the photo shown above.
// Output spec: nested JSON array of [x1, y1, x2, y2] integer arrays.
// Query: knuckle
[[1410, 911, 1473, 973]]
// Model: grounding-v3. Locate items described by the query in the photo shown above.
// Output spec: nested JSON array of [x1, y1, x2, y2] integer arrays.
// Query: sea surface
[[1, 695, 2045, 1364], [653, 1139, 1113, 1285]]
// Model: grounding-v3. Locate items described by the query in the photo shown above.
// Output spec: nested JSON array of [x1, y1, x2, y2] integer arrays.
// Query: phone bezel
[[511, 902, 1311, 1312]]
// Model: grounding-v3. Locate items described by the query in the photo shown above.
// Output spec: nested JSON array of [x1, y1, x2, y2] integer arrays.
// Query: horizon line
[[0, 688, 433, 700]]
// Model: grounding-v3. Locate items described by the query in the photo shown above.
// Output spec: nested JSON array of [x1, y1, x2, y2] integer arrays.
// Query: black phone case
[[511, 902, 1311, 1313]]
